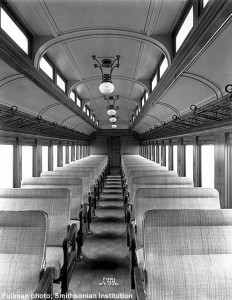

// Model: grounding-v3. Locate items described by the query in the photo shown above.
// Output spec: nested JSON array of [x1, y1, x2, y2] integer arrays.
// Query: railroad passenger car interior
[[1, 0, 232, 299]]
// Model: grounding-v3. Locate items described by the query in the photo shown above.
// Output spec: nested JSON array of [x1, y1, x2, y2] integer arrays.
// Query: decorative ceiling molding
[[0, 74, 25, 90], [61, 114, 78, 125], [180, 72, 223, 98], [33, 28, 172, 68], [38, 103, 62, 116], [69, 76, 150, 95], [73, 121, 88, 130], [141, 121, 151, 128], [156, 102, 180, 115], [145, 114, 162, 123]]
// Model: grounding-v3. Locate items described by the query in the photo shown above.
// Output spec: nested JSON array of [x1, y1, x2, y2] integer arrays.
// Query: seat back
[[0, 188, 70, 246], [128, 171, 179, 197], [0, 210, 47, 295], [41, 169, 91, 195], [143, 209, 232, 300], [125, 165, 166, 184], [21, 177, 82, 219], [135, 187, 220, 246], [62, 165, 99, 182]]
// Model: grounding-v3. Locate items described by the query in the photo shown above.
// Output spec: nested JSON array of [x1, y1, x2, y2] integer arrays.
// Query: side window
[[22, 146, 33, 180], [201, 145, 214, 187], [185, 145, 193, 180], [63, 146, 66, 165], [166, 145, 169, 169], [53, 145, 57, 169], [0, 145, 13, 188], [173, 145, 178, 172], [42, 146, 48, 172]]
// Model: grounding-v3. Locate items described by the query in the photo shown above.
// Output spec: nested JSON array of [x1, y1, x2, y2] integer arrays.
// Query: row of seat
[[121, 155, 232, 299], [0, 154, 109, 297]]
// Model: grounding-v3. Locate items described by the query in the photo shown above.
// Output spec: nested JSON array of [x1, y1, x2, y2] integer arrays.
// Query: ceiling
[[0, 0, 231, 136]]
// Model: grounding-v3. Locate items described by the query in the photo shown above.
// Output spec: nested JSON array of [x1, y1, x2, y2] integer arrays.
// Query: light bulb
[[99, 81, 114, 94]]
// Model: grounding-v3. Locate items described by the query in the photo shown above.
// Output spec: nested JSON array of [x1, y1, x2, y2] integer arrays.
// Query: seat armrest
[[127, 222, 135, 250], [123, 184, 128, 197], [79, 202, 88, 222], [63, 223, 77, 250], [62, 224, 78, 293], [134, 267, 146, 300], [128, 222, 137, 289], [77, 203, 89, 247], [125, 202, 132, 223], [32, 267, 54, 296]]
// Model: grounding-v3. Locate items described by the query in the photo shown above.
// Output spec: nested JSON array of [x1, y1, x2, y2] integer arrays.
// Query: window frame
[[39, 55, 54, 80], [86, 107, 90, 117], [76, 96, 81, 108], [56, 71, 67, 93], [151, 69, 158, 92], [0, 4, 31, 56], [172, 2, 195, 55], [70, 90, 76, 102], [159, 55, 169, 78]]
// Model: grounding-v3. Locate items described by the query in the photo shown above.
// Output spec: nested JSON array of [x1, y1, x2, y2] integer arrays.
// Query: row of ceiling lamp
[[93, 55, 120, 128]]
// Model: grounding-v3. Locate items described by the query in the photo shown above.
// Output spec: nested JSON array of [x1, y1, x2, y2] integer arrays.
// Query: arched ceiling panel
[[146, 103, 176, 125], [74, 122, 96, 135], [141, 114, 161, 127], [0, 78, 55, 116], [42, 105, 80, 124], [0, 59, 18, 81], [46, 44, 80, 80], [158, 77, 217, 115], [136, 44, 161, 80], [133, 123, 148, 134], [130, 83, 147, 100], [187, 20, 232, 94]]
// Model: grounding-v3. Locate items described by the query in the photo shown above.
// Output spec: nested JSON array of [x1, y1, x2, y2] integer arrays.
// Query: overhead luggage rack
[[139, 87, 232, 140], [0, 104, 90, 141]]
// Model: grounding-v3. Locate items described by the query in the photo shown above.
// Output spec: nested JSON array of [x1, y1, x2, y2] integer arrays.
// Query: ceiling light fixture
[[109, 116, 117, 123], [111, 123, 117, 128], [92, 55, 120, 94], [104, 95, 119, 116], [107, 105, 117, 116]]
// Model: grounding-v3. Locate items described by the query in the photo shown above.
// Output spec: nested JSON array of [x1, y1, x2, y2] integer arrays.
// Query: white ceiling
[[0, 0, 230, 135]]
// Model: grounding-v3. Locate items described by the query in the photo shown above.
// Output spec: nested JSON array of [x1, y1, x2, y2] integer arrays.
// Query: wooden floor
[[65, 175, 132, 299]]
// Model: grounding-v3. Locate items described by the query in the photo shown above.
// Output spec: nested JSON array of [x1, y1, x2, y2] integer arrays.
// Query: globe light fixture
[[109, 116, 117, 123], [107, 105, 117, 116], [104, 95, 119, 116], [111, 123, 117, 128], [92, 55, 120, 94], [99, 75, 115, 94]]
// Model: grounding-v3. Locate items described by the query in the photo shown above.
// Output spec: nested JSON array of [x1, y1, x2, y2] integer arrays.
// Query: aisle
[[69, 175, 132, 299]]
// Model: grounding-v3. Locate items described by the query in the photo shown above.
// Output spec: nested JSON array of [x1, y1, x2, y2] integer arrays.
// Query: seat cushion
[[46, 247, 64, 280]]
